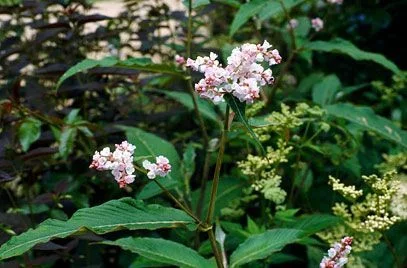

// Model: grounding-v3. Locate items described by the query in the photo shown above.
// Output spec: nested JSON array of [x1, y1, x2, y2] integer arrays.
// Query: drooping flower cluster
[[90, 141, 136, 188], [186, 41, 282, 104], [312, 17, 324, 31], [143, 156, 172, 179], [320, 237, 353, 268], [327, 0, 343, 4]]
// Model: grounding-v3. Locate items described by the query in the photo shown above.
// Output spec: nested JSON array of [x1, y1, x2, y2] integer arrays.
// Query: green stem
[[186, 0, 210, 145], [383, 234, 401, 268], [205, 105, 230, 224], [268, 0, 298, 103], [153, 180, 201, 224], [196, 149, 211, 218], [208, 228, 224, 268]]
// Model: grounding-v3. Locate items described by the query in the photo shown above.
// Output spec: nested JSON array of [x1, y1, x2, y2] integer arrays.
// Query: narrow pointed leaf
[[312, 74, 341, 106], [326, 103, 407, 148], [304, 39, 400, 74], [18, 117, 42, 152], [0, 198, 195, 261], [230, 228, 303, 267], [102, 237, 213, 268], [224, 94, 266, 155], [286, 214, 342, 236], [229, 0, 269, 37], [56, 57, 185, 89], [154, 90, 220, 123]]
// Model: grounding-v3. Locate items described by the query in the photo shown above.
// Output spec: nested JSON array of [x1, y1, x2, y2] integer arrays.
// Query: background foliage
[[0, 0, 406, 267]]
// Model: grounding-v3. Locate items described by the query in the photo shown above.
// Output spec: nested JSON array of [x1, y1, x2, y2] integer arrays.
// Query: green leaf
[[326, 103, 407, 148], [155, 90, 220, 123], [192, 0, 210, 8], [269, 253, 302, 264], [181, 144, 196, 182], [258, 0, 305, 22], [56, 57, 185, 89], [191, 177, 244, 218], [0, 198, 195, 261], [230, 228, 303, 267], [224, 94, 266, 155], [102, 237, 213, 268], [229, 0, 270, 37], [312, 74, 341, 106], [18, 117, 42, 152], [287, 214, 341, 236], [0, 0, 21, 6], [65, 109, 81, 124], [213, 0, 241, 8], [305, 38, 400, 74], [59, 127, 77, 159], [297, 72, 325, 94], [294, 16, 311, 37], [117, 126, 182, 199]]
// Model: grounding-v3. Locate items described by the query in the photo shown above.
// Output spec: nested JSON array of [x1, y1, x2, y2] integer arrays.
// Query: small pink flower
[[90, 141, 137, 188], [320, 237, 353, 268], [142, 156, 172, 179], [175, 54, 186, 65], [288, 19, 299, 29], [312, 17, 324, 32], [186, 41, 281, 104]]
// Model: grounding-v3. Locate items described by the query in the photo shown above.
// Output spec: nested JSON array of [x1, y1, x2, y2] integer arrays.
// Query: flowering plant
[[0, 0, 405, 267]]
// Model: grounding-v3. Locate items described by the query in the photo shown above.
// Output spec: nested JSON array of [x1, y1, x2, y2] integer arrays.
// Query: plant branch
[[208, 228, 224, 268], [205, 105, 230, 224], [153, 180, 201, 224]]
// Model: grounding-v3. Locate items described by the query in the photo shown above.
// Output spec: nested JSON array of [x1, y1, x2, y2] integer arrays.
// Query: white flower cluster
[[312, 17, 324, 32], [143, 156, 172, 179], [329, 176, 363, 200], [320, 236, 353, 268], [90, 141, 136, 188], [186, 41, 282, 104], [327, 0, 343, 4]]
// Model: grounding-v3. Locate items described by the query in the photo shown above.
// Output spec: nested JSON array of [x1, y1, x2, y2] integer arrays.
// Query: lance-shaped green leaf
[[117, 126, 182, 199], [312, 74, 341, 106], [229, 0, 270, 37], [258, 0, 306, 22], [326, 103, 407, 148], [56, 57, 185, 89], [285, 214, 342, 236], [153, 90, 220, 123], [191, 177, 244, 218], [304, 39, 400, 74], [0, 198, 195, 261], [102, 237, 213, 268], [230, 228, 303, 267], [18, 117, 42, 152], [224, 94, 266, 155]]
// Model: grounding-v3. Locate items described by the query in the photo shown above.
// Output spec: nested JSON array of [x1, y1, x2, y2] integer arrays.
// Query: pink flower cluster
[[327, 0, 343, 4], [142, 156, 172, 179], [89, 141, 136, 188], [186, 41, 282, 104], [320, 237, 353, 268], [312, 17, 324, 32]]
